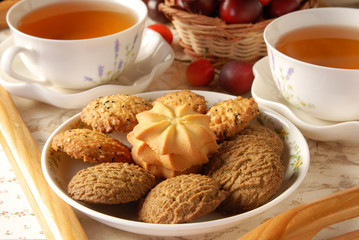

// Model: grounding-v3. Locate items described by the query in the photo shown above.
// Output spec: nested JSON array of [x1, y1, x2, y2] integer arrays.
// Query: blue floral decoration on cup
[[84, 33, 139, 85]]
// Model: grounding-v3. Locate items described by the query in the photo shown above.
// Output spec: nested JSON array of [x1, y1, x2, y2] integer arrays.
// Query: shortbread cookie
[[207, 96, 259, 141], [139, 174, 227, 224], [205, 125, 284, 213], [128, 131, 203, 179], [51, 128, 132, 163], [127, 102, 218, 178], [68, 162, 156, 204], [153, 89, 208, 113], [81, 94, 152, 133]]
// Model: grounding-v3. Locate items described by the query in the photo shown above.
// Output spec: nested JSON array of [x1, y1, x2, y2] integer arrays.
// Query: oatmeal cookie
[[51, 128, 132, 163], [68, 162, 156, 204], [237, 125, 284, 155], [81, 94, 152, 133], [207, 96, 259, 141], [153, 89, 208, 114], [138, 174, 227, 224], [205, 125, 284, 213]]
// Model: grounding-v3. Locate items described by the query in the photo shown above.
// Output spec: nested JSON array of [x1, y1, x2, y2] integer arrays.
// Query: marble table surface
[[1, 15, 359, 240]]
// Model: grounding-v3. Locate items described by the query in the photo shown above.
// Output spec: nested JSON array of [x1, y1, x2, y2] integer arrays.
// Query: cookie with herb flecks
[[51, 128, 132, 163], [206, 96, 259, 141], [153, 89, 208, 114], [81, 94, 152, 133]]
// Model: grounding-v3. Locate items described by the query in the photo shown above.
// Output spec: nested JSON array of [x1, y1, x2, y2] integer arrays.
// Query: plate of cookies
[[41, 90, 310, 236]]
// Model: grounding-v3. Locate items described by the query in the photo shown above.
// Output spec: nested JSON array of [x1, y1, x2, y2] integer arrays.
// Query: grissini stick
[[0, 85, 88, 240], [238, 185, 359, 240]]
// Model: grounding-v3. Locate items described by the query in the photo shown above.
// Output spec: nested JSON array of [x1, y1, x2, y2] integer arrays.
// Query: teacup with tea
[[2, 0, 147, 90], [264, 7, 359, 122]]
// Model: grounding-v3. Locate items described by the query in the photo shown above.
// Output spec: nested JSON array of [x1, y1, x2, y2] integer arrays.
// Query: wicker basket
[[159, 0, 318, 63]]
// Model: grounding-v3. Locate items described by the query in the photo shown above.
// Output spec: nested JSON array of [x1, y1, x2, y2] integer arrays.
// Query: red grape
[[186, 59, 215, 86], [220, 0, 262, 24], [265, 0, 300, 18], [147, 0, 170, 23], [259, 0, 271, 6], [147, 24, 173, 44], [218, 61, 254, 95], [182, 0, 218, 16]]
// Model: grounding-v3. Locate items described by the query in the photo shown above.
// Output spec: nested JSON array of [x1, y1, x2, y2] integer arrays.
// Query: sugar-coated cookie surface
[[51, 128, 132, 163], [81, 94, 152, 133], [153, 89, 208, 114], [207, 96, 259, 141], [68, 162, 156, 204], [138, 174, 228, 224]]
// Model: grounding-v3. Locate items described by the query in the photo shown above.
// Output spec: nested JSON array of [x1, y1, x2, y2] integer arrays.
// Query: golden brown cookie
[[51, 128, 132, 163], [205, 125, 284, 213], [237, 125, 284, 155], [68, 162, 156, 204], [138, 174, 228, 224], [127, 102, 218, 179], [81, 94, 152, 133], [207, 96, 259, 141], [128, 131, 204, 179], [153, 89, 208, 114]]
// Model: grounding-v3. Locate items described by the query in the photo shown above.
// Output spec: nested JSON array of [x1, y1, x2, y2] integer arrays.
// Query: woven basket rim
[[160, 0, 318, 29], [159, 0, 319, 63]]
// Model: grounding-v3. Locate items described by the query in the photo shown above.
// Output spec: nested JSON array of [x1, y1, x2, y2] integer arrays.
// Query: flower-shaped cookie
[[128, 102, 218, 178]]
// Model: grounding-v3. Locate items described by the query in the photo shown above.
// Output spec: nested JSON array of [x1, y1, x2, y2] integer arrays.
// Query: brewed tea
[[275, 25, 359, 69], [17, 1, 137, 40]]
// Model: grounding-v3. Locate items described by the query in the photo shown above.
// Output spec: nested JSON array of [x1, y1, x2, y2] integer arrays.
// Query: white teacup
[[2, 0, 147, 90], [264, 7, 359, 122]]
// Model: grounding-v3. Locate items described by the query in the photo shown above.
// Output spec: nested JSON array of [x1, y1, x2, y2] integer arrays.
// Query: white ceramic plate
[[41, 90, 310, 237], [0, 29, 174, 109], [252, 57, 359, 144]]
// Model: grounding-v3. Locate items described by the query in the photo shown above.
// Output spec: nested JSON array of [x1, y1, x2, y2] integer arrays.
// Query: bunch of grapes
[[172, 0, 302, 24], [145, 0, 303, 95]]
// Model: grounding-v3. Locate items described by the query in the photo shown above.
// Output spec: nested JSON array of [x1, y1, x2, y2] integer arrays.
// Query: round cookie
[[237, 125, 284, 155], [81, 94, 152, 133], [153, 89, 208, 114], [239, 124, 283, 139], [207, 96, 259, 141], [205, 125, 285, 213], [138, 174, 228, 224], [68, 162, 156, 204], [51, 128, 132, 163]]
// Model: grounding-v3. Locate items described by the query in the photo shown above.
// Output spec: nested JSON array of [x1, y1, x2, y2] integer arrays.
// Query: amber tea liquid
[[275, 25, 359, 69], [17, 1, 137, 40]]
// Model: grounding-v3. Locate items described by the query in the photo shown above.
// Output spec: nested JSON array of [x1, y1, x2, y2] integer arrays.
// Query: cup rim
[[263, 7, 359, 72], [6, 0, 148, 43]]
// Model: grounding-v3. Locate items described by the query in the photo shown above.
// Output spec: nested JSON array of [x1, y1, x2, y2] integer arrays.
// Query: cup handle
[[1, 46, 51, 86]]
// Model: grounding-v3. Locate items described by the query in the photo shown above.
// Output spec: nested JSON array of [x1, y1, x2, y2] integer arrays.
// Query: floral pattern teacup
[[2, 0, 147, 90], [264, 8, 359, 122]]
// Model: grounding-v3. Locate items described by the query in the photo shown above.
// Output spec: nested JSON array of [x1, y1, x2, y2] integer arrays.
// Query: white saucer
[[252, 56, 359, 143], [0, 29, 174, 109]]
